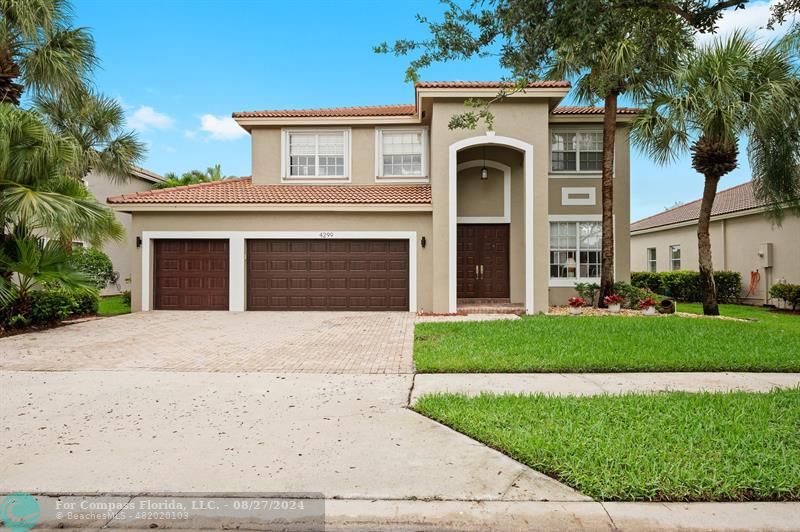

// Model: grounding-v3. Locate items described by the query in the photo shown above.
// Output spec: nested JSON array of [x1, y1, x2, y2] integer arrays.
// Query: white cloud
[[184, 130, 197, 139], [129, 106, 174, 131], [197, 114, 247, 141], [695, 1, 792, 45]]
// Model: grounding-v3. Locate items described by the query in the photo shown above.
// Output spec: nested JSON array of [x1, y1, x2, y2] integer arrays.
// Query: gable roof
[[130, 166, 164, 183], [107, 178, 432, 205], [631, 181, 764, 232]]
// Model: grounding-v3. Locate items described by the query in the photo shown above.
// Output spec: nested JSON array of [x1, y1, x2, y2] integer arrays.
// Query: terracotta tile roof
[[107, 178, 432, 205], [551, 106, 642, 115], [631, 181, 764, 232], [233, 104, 417, 119], [415, 80, 571, 89]]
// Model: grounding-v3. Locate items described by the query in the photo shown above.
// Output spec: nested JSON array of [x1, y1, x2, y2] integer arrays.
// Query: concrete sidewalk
[[411, 372, 800, 402], [20, 496, 800, 531]]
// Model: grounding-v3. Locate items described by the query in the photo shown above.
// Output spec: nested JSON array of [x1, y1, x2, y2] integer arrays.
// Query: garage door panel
[[247, 239, 408, 311], [154, 239, 229, 310]]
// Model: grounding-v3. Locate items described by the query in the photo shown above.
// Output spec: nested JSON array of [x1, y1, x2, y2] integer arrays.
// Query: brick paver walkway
[[0, 311, 415, 374]]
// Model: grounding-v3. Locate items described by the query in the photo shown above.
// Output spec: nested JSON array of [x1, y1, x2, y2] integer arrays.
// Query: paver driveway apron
[[0, 311, 414, 374]]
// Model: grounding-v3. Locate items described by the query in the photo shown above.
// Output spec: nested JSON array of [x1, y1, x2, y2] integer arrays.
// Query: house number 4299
[[319, 232, 335, 239]]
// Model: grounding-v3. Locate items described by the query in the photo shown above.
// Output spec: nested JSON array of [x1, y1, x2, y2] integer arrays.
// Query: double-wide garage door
[[153, 238, 409, 311], [247, 239, 409, 311]]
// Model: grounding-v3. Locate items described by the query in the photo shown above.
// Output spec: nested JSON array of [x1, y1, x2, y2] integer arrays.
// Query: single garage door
[[247, 239, 409, 311], [154, 239, 229, 310]]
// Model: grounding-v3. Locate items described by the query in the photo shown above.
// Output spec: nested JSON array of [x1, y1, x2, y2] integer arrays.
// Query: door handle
[[475, 264, 479, 279], [480, 264, 484, 280]]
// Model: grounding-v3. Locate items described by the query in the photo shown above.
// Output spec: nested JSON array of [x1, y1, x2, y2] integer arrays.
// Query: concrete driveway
[[0, 311, 414, 374], [0, 371, 583, 502]]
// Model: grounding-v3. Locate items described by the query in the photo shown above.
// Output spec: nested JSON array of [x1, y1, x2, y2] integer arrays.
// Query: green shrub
[[770, 282, 800, 310], [613, 281, 658, 309], [630, 271, 661, 292], [68, 247, 116, 290], [120, 290, 131, 306], [714, 271, 743, 303], [28, 290, 76, 326], [631, 270, 741, 303], [72, 292, 99, 315], [574, 282, 600, 306]]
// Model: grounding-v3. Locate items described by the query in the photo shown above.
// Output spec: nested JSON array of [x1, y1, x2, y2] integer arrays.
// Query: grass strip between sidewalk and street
[[414, 304, 800, 373], [414, 389, 800, 501]]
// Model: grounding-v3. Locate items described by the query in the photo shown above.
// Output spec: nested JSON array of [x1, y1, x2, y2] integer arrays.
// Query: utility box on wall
[[758, 242, 773, 268]]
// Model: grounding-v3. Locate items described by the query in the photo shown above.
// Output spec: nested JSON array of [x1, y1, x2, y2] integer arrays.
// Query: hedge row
[[631, 270, 742, 303], [1, 290, 99, 330], [769, 282, 800, 310]]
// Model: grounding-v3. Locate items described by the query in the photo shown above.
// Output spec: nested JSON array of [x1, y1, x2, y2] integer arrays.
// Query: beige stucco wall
[[128, 210, 433, 313], [252, 125, 429, 185], [457, 166, 505, 217], [85, 171, 157, 295], [631, 210, 800, 304]]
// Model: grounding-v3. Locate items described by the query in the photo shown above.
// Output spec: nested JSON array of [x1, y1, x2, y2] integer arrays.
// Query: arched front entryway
[[448, 134, 534, 314]]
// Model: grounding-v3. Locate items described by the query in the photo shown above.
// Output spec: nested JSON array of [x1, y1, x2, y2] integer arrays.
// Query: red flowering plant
[[603, 294, 625, 306], [567, 296, 586, 308], [639, 297, 658, 309]]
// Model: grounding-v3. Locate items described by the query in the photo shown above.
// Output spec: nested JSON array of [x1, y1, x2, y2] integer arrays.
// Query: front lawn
[[415, 389, 800, 501], [414, 304, 800, 372], [98, 294, 131, 317]]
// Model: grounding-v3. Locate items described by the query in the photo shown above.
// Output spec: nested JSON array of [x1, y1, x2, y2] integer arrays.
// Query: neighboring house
[[631, 181, 800, 305], [83, 167, 164, 295], [108, 81, 637, 314]]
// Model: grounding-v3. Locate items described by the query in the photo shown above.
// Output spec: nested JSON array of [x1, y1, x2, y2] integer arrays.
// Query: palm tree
[[633, 31, 800, 315], [0, 225, 93, 307], [35, 89, 146, 182], [0, 104, 123, 248], [0, 0, 97, 105], [155, 165, 230, 189], [547, 14, 692, 304]]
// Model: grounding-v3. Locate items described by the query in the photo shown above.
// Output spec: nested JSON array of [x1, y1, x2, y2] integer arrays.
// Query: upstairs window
[[284, 130, 349, 179], [376, 128, 427, 179], [551, 131, 603, 173], [670, 245, 681, 270], [549, 221, 601, 281]]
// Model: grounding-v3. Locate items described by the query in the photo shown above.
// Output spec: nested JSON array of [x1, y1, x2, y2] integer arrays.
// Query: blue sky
[[72, 0, 789, 220]]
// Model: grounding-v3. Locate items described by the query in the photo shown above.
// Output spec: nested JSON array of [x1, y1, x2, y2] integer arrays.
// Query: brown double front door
[[457, 224, 510, 299]]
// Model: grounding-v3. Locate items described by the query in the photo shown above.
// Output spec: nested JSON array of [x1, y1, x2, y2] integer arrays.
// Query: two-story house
[[108, 81, 637, 314]]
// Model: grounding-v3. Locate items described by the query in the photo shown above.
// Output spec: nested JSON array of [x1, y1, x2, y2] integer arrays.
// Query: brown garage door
[[247, 239, 409, 311], [154, 239, 229, 310]]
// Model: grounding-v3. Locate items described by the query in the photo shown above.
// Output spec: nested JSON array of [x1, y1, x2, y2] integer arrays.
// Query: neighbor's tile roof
[[107, 178, 432, 205], [415, 80, 571, 89], [631, 181, 763, 232], [233, 104, 417, 119], [551, 106, 642, 115]]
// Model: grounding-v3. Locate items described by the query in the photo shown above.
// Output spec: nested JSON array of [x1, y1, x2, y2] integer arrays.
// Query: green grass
[[415, 390, 800, 501], [414, 304, 800, 372], [98, 294, 131, 317]]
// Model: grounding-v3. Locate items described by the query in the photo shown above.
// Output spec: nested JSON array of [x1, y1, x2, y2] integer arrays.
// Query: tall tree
[[0, 104, 122, 248], [35, 89, 146, 182], [0, 0, 96, 105], [378, 0, 691, 304], [632, 31, 800, 315]]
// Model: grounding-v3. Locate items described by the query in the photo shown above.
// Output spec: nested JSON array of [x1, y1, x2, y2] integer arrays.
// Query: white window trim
[[281, 128, 352, 183], [549, 128, 607, 176], [456, 160, 511, 224], [561, 186, 596, 206], [140, 230, 418, 313], [647, 247, 657, 273], [374, 126, 429, 182], [548, 214, 602, 287], [670, 244, 681, 271]]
